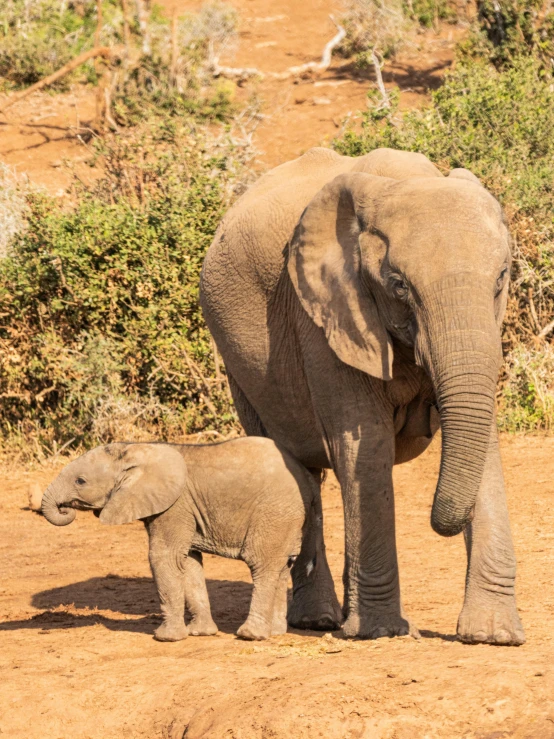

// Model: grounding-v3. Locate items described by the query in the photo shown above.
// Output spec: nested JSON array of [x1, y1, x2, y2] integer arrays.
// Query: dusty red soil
[[2, 434, 554, 738]]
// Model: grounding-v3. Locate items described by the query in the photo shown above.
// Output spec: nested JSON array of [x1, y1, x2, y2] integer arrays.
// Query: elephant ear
[[288, 172, 394, 380], [100, 444, 187, 525], [448, 168, 483, 187]]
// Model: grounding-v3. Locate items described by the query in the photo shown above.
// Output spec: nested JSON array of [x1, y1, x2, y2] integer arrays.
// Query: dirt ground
[[1, 434, 554, 738]]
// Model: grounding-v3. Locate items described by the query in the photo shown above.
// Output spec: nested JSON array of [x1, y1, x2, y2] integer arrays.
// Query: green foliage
[[0, 0, 237, 124], [498, 345, 554, 431], [335, 55, 554, 430], [0, 0, 122, 89], [0, 120, 246, 457], [111, 2, 238, 125], [459, 0, 554, 68], [404, 0, 457, 28]]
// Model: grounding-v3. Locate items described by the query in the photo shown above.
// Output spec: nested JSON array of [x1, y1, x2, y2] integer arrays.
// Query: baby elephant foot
[[457, 598, 525, 646], [237, 620, 271, 641], [187, 615, 218, 637], [154, 621, 188, 642], [342, 611, 419, 640]]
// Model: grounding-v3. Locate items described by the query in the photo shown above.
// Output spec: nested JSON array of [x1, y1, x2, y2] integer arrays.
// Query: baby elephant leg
[[237, 564, 284, 641], [149, 542, 188, 642], [183, 551, 218, 636]]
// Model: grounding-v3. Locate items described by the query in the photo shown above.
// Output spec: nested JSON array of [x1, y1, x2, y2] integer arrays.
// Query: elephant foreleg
[[457, 424, 525, 645], [337, 436, 417, 640], [148, 526, 192, 642]]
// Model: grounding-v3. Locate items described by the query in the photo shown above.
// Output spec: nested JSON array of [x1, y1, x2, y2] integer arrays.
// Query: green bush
[[405, 0, 457, 28], [459, 0, 554, 69], [0, 120, 248, 458], [0, 0, 122, 89], [335, 55, 554, 430], [111, 2, 238, 126]]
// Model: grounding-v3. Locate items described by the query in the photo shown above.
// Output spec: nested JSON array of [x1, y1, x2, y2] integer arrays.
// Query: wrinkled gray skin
[[42, 438, 323, 641], [200, 147, 525, 645]]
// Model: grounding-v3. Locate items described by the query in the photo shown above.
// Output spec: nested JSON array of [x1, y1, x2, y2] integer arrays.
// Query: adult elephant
[[200, 147, 525, 645]]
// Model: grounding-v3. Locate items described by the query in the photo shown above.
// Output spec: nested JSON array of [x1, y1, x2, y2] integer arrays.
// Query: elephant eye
[[391, 276, 409, 300], [75, 477, 86, 486], [496, 267, 509, 295]]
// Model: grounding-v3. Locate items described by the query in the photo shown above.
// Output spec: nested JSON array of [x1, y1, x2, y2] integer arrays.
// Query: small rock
[[312, 97, 331, 106]]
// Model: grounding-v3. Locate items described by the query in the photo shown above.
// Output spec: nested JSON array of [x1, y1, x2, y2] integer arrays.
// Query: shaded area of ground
[[1, 434, 554, 737]]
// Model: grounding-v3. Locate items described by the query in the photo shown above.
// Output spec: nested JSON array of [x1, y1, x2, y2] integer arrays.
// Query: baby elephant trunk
[[41, 485, 76, 526]]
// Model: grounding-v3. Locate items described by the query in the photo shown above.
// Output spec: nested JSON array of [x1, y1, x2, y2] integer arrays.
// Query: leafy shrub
[[0, 0, 237, 124], [459, 0, 554, 68], [0, 119, 249, 458], [335, 55, 554, 429], [404, 0, 457, 28], [0, 0, 123, 89], [498, 345, 554, 431], [112, 3, 238, 126]]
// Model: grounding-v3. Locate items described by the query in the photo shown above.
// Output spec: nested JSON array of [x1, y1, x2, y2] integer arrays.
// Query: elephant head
[[41, 444, 188, 526], [288, 166, 510, 537]]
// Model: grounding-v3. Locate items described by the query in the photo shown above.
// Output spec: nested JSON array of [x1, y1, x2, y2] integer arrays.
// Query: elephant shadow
[[0, 575, 254, 636]]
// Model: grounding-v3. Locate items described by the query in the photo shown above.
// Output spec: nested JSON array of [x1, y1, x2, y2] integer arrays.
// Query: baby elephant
[[41, 438, 322, 641]]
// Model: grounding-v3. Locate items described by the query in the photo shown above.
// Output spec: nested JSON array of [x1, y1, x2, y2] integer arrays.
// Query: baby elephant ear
[[100, 444, 187, 526]]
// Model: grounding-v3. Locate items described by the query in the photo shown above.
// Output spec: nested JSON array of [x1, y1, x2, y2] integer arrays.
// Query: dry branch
[[0, 47, 118, 114], [211, 17, 346, 81], [371, 49, 390, 108]]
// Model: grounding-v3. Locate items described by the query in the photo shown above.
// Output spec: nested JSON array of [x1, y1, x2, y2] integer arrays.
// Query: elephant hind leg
[[227, 373, 269, 437]]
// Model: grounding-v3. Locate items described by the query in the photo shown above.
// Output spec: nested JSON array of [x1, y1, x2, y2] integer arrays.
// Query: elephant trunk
[[421, 277, 501, 537], [41, 485, 76, 526]]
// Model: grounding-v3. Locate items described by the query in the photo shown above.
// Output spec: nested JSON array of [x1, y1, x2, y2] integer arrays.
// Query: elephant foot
[[237, 619, 271, 641], [457, 597, 525, 646], [287, 588, 342, 631], [154, 621, 188, 642], [342, 611, 420, 640], [187, 615, 218, 637]]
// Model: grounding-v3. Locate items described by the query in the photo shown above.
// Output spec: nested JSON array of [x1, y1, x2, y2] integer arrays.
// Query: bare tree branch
[[371, 49, 390, 108], [0, 47, 120, 114]]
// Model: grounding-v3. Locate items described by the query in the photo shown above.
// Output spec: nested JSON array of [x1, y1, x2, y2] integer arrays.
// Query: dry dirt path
[[1, 434, 554, 738], [0, 0, 461, 191]]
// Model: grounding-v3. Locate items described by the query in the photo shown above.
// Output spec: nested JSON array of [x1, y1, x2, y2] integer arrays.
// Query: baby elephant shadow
[[0, 575, 255, 636]]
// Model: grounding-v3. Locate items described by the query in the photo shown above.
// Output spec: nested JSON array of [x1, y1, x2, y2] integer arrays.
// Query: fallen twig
[[0, 47, 120, 114]]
